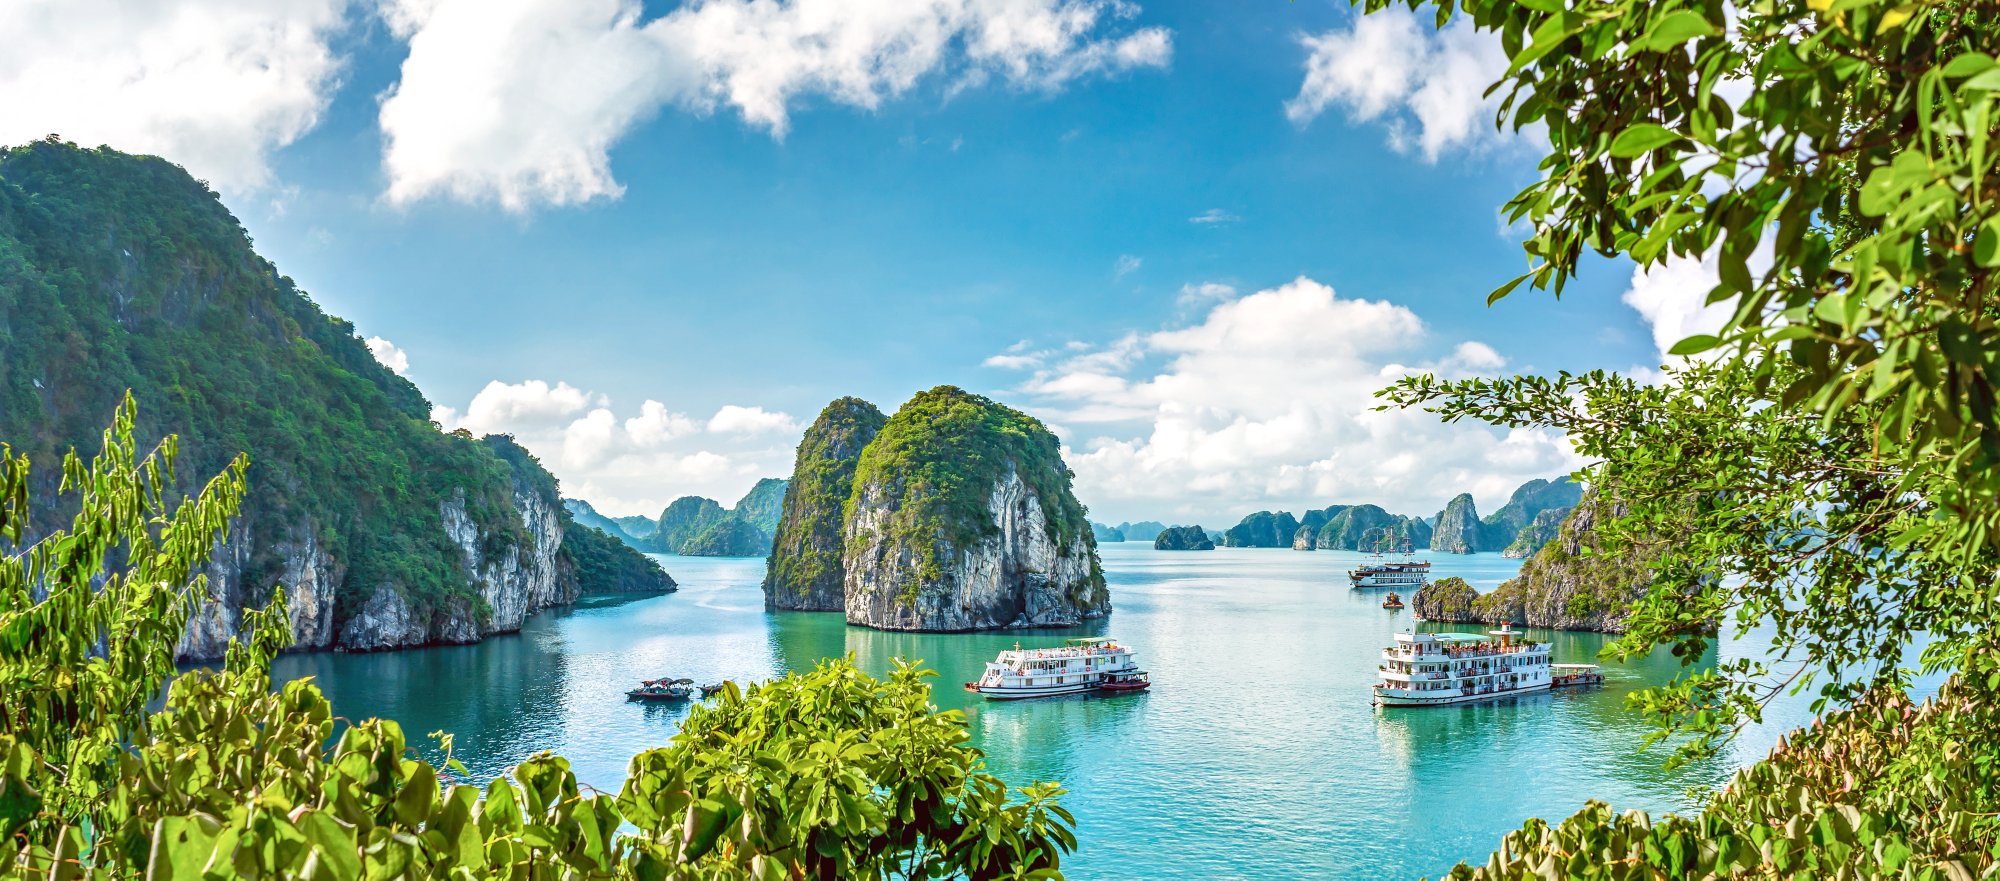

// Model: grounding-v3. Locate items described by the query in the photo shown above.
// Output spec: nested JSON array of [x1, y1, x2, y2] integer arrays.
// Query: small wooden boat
[[1550, 664, 1605, 688], [1382, 591, 1405, 609], [1096, 670, 1151, 694], [627, 677, 695, 701], [697, 682, 727, 698]]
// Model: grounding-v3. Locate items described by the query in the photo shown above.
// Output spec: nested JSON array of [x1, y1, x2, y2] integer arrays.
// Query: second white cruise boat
[[964, 637, 1145, 700], [1373, 623, 1551, 707]]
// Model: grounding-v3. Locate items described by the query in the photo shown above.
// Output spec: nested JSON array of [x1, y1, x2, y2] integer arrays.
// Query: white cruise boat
[[1347, 557, 1430, 588], [1373, 623, 1551, 707], [964, 637, 1146, 700]]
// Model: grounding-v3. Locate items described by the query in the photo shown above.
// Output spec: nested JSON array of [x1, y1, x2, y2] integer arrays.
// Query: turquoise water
[[271, 544, 1780, 879]]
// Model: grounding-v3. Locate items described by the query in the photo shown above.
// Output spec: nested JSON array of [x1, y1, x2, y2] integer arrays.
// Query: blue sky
[[7, 0, 1707, 525]]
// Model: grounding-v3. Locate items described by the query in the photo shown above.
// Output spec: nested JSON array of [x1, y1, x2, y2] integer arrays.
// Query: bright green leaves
[[1635, 10, 1718, 53], [1976, 215, 2000, 266], [1609, 123, 1686, 158]]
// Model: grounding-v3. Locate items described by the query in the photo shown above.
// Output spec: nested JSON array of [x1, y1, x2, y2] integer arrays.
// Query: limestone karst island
[[3, 2, 1987, 878]]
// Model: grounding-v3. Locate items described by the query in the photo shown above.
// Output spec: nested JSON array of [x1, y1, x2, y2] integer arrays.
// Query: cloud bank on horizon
[[986, 276, 1587, 523]]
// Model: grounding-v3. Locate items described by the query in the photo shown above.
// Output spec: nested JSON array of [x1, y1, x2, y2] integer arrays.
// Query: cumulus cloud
[[0, 0, 351, 193], [1285, 8, 1526, 160], [707, 405, 798, 435], [1621, 243, 1775, 365], [434, 380, 799, 516], [993, 276, 1584, 522], [365, 336, 410, 375], [377, 0, 1172, 210]]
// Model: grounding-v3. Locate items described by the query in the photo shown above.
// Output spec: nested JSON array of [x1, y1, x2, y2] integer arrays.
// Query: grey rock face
[[178, 520, 343, 660], [338, 585, 431, 650], [844, 464, 1109, 630], [1430, 494, 1484, 554], [178, 481, 572, 660]]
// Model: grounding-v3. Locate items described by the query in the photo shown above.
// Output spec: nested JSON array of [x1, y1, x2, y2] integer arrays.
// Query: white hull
[[972, 680, 1106, 700], [1374, 681, 1550, 707]]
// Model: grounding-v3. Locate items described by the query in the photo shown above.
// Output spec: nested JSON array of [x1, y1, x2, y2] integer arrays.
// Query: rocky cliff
[[1316, 504, 1429, 551], [841, 386, 1108, 631], [764, 397, 887, 611], [653, 497, 728, 552], [0, 142, 653, 661], [731, 478, 789, 534], [1091, 522, 1127, 543], [1431, 494, 1484, 553], [1430, 476, 1584, 554], [1411, 488, 1658, 633], [1154, 525, 1215, 550], [1503, 507, 1567, 558]]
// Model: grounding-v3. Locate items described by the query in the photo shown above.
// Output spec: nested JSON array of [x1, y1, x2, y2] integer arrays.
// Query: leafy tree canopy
[[1368, 0, 2000, 873]]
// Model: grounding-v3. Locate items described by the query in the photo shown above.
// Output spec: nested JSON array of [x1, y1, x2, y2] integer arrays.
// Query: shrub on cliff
[[0, 400, 1078, 878]]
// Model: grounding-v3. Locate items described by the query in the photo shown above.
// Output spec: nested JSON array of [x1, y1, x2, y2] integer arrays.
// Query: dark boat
[[1096, 670, 1151, 694], [626, 678, 695, 701], [1383, 591, 1405, 609], [1550, 664, 1605, 688], [697, 683, 727, 698]]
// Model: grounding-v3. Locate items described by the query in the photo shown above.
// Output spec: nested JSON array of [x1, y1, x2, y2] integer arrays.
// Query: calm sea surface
[[270, 544, 1815, 879]]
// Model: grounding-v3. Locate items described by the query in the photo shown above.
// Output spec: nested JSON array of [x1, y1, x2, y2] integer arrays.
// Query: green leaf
[[1609, 124, 1683, 158], [1636, 11, 1718, 52], [1941, 52, 1997, 78], [1668, 334, 1724, 356], [1976, 216, 2000, 267]]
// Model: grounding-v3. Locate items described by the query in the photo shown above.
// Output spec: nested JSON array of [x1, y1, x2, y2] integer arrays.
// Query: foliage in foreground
[[0, 399, 1074, 879], [1358, 0, 2000, 874]]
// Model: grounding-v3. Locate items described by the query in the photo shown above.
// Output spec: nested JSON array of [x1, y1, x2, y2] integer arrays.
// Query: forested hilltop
[[0, 140, 670, 658]]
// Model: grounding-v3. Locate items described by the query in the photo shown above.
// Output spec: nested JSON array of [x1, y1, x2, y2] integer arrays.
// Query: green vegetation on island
[[0, 140, 641, 656], [1090, 521, 1126, 543], [765, 397, 888, 611], [844, 386, 1106, 629], [558, 510, 678, 595], [1153, 525, 1214, 551]]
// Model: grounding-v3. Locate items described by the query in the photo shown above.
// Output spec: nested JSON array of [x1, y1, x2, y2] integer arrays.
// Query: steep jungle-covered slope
[[0, 141, 669, 657]]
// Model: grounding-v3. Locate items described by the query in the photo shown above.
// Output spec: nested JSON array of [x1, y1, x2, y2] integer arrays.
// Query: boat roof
[[1551, 664, 1601, 670], [1431, 634, 1488, 643], [1065, 637, 1119, 645]]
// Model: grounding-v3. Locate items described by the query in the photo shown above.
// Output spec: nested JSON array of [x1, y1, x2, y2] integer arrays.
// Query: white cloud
[[378, 0, 1172, 210], [0, 0, 351, 194], [1114, 254, 1142, 278], [1177, 282, 1237, 308], [434, 381, 798, 516], [1286, 8, 1526, 161], [1001, 276, 1584, 523], [984, 353, 1046, 370], [1189, 208, 1239, 225], [453, 379, 601, 435], [1620, 242, 1775, 363], [707, 405, 798, 435], [365, 336, 410, 375]]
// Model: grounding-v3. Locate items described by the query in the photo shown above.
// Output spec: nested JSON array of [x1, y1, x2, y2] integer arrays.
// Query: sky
[[2, 0, 1728, 527]]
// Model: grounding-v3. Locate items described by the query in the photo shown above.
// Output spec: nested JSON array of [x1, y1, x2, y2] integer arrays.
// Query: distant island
[[1206, 475, 1583, 557], [569, 478, 789, 558], [764, 387, 1109, 631], [1153, 525, 1214, 550]]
